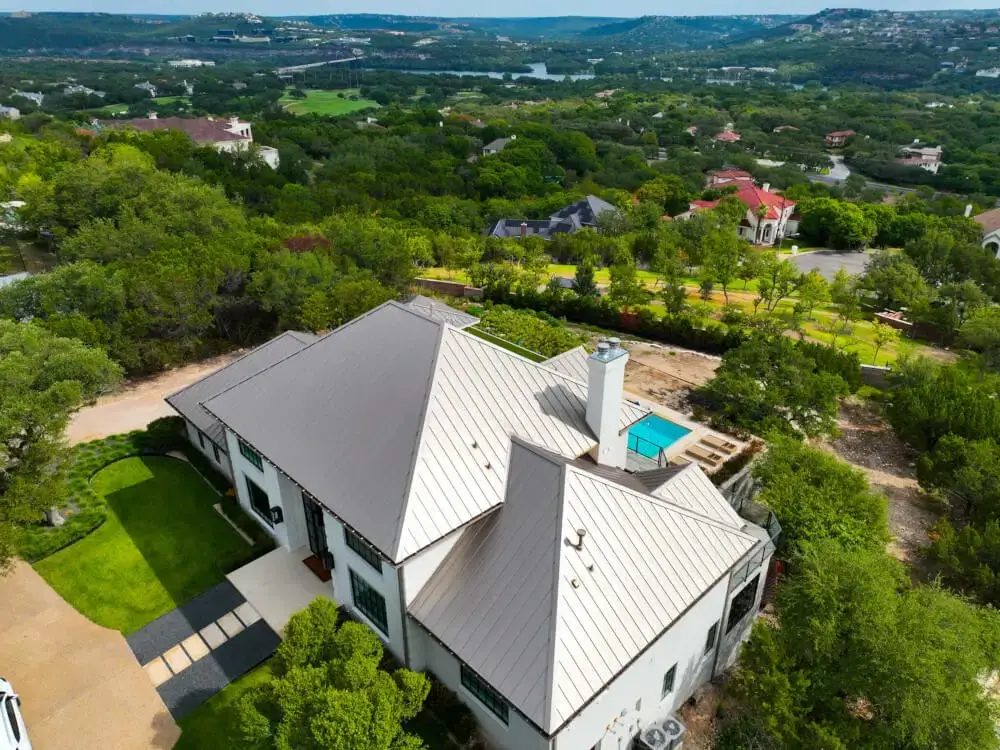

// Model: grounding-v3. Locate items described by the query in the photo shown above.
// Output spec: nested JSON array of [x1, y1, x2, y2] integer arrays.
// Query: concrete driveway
[[0, 561, 179, 749], [788, 249, 871, 281]]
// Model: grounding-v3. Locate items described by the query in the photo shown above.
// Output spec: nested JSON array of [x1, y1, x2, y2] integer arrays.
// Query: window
[[662, 664, 676, 698], [4, 698, 19, 742], [238, 439, 263, 471], [197, 430, 206, 449], [245, 476, 272, 527], [345, 527, 382, 573], [705, 621, 719, 655], [350, 569, 388, 635], [212, 443, 222, 464], [461, 664, 509, 724], [726, 574, 761, 633]]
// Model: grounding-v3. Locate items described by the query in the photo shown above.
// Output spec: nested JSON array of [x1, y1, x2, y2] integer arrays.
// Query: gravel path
[[66, 351, 246, 444]]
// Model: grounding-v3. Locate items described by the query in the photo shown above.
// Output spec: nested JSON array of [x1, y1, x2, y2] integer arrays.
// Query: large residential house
[[482, 135, 515, 157], [166, 299, 775, 750], [974, 207, 1000, 257], [0, 105, 20, 120], [707, 169, 754, 189], [488, 195, 618, 240], [679, 182, 797, 246], [98, 114, 280, 169], [825, 129, 855, 147], [897, 144, 943, 174]]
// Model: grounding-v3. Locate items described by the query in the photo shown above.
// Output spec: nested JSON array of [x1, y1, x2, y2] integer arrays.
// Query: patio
[[226, 545, 336, 635]]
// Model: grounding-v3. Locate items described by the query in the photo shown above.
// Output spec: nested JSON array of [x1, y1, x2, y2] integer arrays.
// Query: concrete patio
[[226, 545, 335, 635]]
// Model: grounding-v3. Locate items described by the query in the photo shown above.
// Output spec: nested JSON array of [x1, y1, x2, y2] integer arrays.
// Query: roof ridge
[[565, 463, 757, 542], [541, 459, 571, 729], [455, 327, 594, 387]]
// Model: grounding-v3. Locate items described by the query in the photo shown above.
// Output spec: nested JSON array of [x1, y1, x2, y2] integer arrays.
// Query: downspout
[[397, 567, 411, 667]]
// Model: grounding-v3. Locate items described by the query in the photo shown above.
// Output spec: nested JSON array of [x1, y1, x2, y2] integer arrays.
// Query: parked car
[[0, 679, 30, 750]]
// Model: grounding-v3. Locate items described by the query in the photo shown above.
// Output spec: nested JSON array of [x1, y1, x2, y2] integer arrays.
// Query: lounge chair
[[685, 444, 724, 466], [701, 434, 738, 454]]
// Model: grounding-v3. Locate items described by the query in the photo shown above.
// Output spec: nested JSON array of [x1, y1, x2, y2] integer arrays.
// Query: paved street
[[788, 249, 871, 280]]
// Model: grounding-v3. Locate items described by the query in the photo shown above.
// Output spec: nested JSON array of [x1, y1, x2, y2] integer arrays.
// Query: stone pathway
[[126, 580, 280, 719]]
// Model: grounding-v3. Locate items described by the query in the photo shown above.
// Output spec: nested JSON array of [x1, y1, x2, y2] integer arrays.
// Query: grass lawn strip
[[279, 88, 380, 116], [34, 456, 257, 635]]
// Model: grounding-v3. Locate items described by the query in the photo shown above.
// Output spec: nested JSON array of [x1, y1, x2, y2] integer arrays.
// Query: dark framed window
[[238, 439, 263, 471], [349, 569, 388, 635], [245, 476, 272, 527], [662, 664, 676, 698], [705, 621, 719, 655], [212, 443, 222, 463], [727, 574, 761, 633], [345, 527, 382, 573], [4, 698, 19, 742], [197, 430, 206, 449], [461, 664, 509, 724]]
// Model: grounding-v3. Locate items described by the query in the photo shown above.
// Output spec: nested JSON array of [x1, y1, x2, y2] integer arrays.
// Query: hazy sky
[[6, 1, 1000, 18]]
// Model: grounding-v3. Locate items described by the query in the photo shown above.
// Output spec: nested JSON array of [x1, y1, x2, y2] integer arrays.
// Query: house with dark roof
[[165, 301, 775, 750], [482, 135, 515, 156], [488, 195, 618, 240]]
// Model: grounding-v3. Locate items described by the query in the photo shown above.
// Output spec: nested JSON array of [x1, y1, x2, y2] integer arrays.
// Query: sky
[[5, 1, 1000, 18]]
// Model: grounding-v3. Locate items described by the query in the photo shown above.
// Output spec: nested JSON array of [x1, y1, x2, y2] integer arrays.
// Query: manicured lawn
[[279, 88, 380, 116], [34, 456, 257, 634]]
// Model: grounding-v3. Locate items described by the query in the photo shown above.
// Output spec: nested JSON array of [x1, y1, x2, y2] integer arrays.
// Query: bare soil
[[66, 350, 246, 445], [678, 681, 726, 750], [814, 399, 942, 570], [623, 342, 721, 413]]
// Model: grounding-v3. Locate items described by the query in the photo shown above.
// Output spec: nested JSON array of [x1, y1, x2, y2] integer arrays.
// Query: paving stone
[[233, 602, 261, 628], [217, 612, 245, 638], [180, 633, 210, 662], [198, 622, 227, 650], [143, 657, 172, 688], [163, 644, 192, 675]]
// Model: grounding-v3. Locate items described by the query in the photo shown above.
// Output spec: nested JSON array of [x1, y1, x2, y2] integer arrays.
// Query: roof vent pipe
[[574, 528, 587, 550]]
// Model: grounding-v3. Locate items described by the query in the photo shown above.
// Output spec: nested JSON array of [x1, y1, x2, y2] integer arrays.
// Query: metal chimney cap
[[608, 337, 621, 349], [597, 342, 610, 352]]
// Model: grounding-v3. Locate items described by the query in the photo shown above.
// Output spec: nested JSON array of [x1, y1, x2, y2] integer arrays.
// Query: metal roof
[[640, 463, 746, 528], [409, 438, 759, 733], [542, 346, 590, 382], [400, 294, 478, 329], [201, 301, 647, 562], [165, 331, 316, 446]]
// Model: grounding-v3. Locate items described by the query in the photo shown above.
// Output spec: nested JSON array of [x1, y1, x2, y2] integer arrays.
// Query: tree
[[794, 270, 830, 319], [755, 252, 800, 313], [1, 321, 122, 570], [961, 306, 1000, 372], [863, 252, 931, 311], [572, 256, 598, 297], [870, 320, 901, 364], [238, 598, 429, 750], [703, 230, 744, 304], [607, 254, 648, 311], [635, 174, 692, 216]]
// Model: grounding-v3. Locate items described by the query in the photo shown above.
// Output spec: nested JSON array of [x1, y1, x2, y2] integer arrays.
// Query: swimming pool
[[628, 414, 692, 459]]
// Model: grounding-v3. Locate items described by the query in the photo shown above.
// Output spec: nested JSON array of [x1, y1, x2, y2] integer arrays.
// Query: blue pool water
[[628, 415, 692, 459]]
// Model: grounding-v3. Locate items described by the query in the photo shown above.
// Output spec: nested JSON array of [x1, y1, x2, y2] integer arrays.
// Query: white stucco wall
[[183, 419, 233, 479]]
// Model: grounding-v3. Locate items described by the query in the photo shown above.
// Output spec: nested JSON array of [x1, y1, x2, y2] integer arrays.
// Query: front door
[[302, 493, 334, 570]]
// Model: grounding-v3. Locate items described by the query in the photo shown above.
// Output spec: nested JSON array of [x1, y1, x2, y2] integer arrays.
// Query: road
[[787, 249, 871, 281]]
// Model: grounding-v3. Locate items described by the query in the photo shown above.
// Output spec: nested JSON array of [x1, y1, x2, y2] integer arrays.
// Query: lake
[[368, 62, 595, 81]]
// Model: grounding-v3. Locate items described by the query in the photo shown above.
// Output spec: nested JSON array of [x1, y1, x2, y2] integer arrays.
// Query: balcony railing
[[627, 433, 669, 467]]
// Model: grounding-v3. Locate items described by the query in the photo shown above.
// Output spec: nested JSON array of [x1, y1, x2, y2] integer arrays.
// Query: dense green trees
[[238, 598, 429, 750]]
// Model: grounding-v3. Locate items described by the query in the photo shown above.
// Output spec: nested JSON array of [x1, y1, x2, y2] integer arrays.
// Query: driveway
[[0, 561, 179, 749], [788, 249, 871, 281], [66, 351, 245, 445]]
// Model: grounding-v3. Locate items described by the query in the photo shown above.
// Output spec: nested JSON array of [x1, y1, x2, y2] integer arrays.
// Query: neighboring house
[[488, 195, 618, 240], [166, 302, 775, 750], [974, 207, 1000, 257], [0, 105, 20, 120], [678, 183, 796, 246], [63, 84, 105, 98], [168, 59, 216, 67], [773, 124, 799, 133], [897, 145, 943, 174], [483, 135, 516, 157], [684, 125, 698, 135], [712, 129, 741, 143], [98, 114, 280, 169], [707, 169, 754, 188], [11, 91, 43, 106], [134, 81, 158, 97], [825, 130, 855, 147]]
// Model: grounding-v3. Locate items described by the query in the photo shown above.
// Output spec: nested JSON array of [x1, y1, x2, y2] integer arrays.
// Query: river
[[366, 62, 595, 81]]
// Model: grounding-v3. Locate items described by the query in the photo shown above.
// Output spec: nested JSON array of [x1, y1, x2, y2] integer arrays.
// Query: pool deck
[[624, 389, 746, 473]]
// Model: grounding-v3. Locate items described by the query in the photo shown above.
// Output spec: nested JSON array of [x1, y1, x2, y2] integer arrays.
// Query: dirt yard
[[65, 351, 246, 445], [815, 399, 942, 569], [623, 341, 721, 413]]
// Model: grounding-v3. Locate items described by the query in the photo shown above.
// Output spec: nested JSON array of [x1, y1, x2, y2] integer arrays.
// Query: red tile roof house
[[825, 130, 856, 147], [97, 114, 280, 169], [676, 183, 797, 246], [707, 169, 754, 188], [712, 129, 742, 143]]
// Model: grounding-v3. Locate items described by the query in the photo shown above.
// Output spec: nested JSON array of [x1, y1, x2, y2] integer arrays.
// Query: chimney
[[520, 221, 528, 239], [762, 182, 771, 193], [229, 116, 240, 127], [586, 338, 629, 468], [965, 203, 973, 218], [147, 111, 157, 119]]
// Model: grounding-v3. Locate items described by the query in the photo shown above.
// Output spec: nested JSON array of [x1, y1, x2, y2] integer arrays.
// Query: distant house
[[684, 125, 698, 135], [773, 124, 799, 133], [11, 91, 43, 106], [482, 135, 515, 157], [825, 130, 856, 147], [707, 169, 754, 188], [974, 207, 1000, 257], [63, 84, 105, 98], [98, 114, 280, 169], [488, 195, 618, 240], [678, 183, 796, 246], [0, 105, 20, 120], [134, 81, 158, 97], [896, 145, 943, 174], [712, 129, 741, 143]]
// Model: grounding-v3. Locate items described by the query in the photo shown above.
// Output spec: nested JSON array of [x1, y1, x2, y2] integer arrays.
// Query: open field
[[279, 88, 380, 116], [97, 95, 190, 116]]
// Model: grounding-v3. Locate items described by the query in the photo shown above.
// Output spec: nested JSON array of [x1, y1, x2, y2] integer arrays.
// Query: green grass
[[175, 659, 275, 750], [96, 95, 190, 116], [34, 456, 258, 634], [466, 326, 547, 362], [279, 88, 380, 116]]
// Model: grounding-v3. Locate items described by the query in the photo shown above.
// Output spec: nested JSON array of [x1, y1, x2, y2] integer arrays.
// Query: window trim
[[705, 621, 719, 655], [662, 664, 677, 699], [245, 476, 273, 528], [349, 568, 388, 635], [197, 430, 206, 449], [460, 664, 510, 725], [345, 527, 382, 574], [238, 439, 263, 471], [212, 443, 222, 464]]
